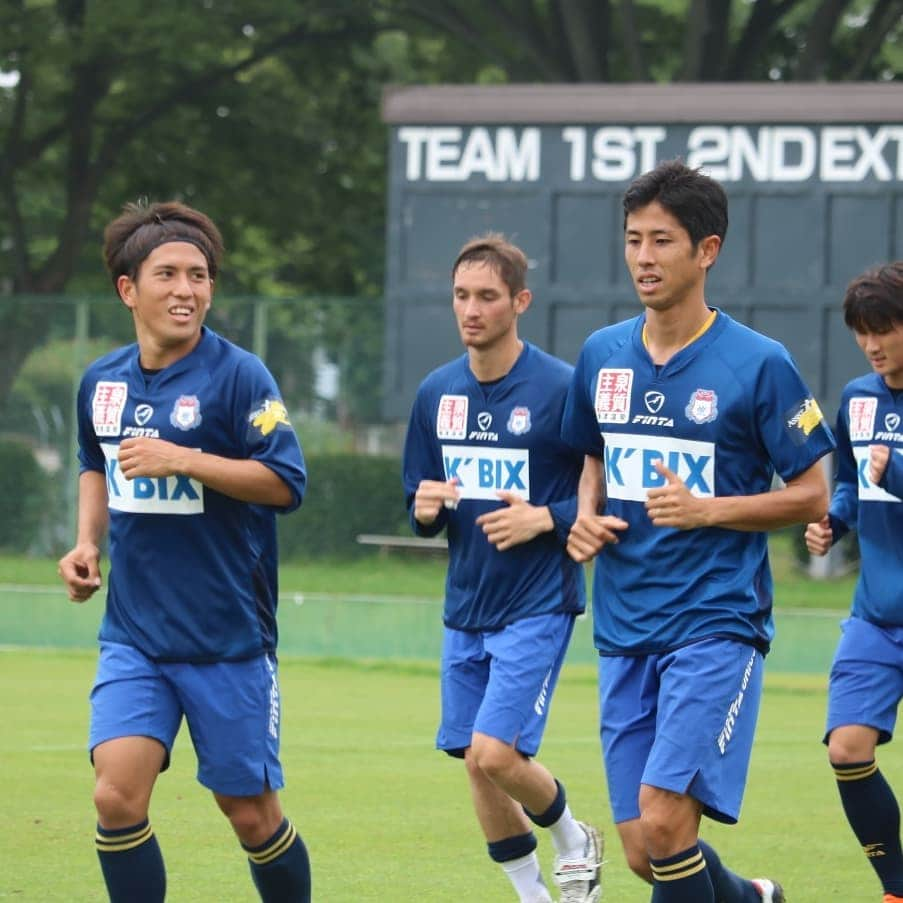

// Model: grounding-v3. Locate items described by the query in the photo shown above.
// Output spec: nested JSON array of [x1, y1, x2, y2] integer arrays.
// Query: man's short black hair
[[843, 261, 903, 334], [623, 159, 728, 249]]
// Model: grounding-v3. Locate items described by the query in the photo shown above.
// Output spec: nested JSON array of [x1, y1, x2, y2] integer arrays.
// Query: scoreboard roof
[[382, 82, 903, 125]]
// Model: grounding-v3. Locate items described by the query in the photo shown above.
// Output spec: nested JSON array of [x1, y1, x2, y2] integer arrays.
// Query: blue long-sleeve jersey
[[561, 310, 835, 656], [828, 373, 903, 625], [77, 327, 306, 663], [403, 342, 585, 631]]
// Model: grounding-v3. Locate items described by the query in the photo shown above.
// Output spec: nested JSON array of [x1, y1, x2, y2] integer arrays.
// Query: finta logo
[[469, 410, 498, 441]]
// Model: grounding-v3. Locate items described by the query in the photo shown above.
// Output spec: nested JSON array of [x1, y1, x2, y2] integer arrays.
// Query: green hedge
[[278, 454, 409, 559], [0, 439, 48, 553]]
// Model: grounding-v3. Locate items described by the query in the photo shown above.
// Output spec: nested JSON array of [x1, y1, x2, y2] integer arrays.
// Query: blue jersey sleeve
[[752, 347, 835, 482], [548, 496, 578, 544], [402, 386, 448, 538], [561, 344, 604, 458], [232, 356, 306, 513], [828, 402, 857, 542], [76, 372, 105, 474]]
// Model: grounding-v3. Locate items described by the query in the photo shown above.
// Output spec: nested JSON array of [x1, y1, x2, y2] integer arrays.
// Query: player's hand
[[566, 513, 628, 562], [57, 542, 103, 603], [869, 444, 891, 485], [413, 479, 460, 526], [645, 460, 708, 529], [476, 491, 551, 551], [118, 437, 190, 479], [804, 515, 832, 556]]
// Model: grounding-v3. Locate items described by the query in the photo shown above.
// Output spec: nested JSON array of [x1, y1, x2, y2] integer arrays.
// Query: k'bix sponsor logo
[[600, 433, 715, 502], [101, 443, 205, 515], [440, 445, 530, 501]]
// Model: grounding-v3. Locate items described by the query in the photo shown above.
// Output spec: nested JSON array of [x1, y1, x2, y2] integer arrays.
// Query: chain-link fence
[[0, 294, 407, 557]]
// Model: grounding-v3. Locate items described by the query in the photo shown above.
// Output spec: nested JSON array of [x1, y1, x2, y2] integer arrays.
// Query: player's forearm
[[76, 471, 109, 545], [178, 451, 293, 506], [701, 474, 829, 532], [577, 455, 604, 516]]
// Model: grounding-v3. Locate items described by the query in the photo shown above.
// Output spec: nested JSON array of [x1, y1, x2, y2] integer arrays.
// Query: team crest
[[170, 395, 202, 431], [437, 394, 468, 439], [685, 388, 718, 425], [92, 381, 128, 437], [886, 413, 901, 433], [249, 398, 291, 437], [848, 397, 876, 441], [785, 396, 825, 445], [507, 406, 532, 436], [595, 368, 633, 424]]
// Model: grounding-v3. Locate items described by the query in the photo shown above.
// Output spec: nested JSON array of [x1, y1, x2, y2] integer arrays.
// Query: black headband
[[126, 222, 217, 278]]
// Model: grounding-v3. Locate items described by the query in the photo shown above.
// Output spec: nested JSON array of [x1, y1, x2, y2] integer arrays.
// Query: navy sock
[[524, 778, 566, 827], [243, 818, 311, 903], [650, 844, 715, 902], [834, 759, 903, 895], [487, 831, 538, 862], [698, 839, 760, 902], [95, 819, 165, 903]]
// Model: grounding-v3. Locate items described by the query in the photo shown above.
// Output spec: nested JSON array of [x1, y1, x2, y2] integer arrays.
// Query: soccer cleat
[[751, 877, 785, 902], [883, 895, 903, 902], [553, 822, 603, 903]]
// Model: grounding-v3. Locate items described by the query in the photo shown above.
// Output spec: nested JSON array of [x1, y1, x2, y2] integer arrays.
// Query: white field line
[[0, 583, 844, 617], [0, 583, 443, 606]]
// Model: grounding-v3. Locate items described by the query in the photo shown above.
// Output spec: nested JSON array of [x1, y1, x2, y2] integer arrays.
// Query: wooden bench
[[356, 533, 448, 556]]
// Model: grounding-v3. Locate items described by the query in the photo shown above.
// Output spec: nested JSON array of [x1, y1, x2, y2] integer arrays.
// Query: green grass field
[[0, 538, 879, 900]]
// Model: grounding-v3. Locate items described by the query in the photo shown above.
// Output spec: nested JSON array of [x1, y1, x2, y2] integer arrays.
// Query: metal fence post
[[66, 298, 90, 541]]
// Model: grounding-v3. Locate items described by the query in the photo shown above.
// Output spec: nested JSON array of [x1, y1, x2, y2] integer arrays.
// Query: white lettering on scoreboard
[[398, 125, 903, 184]]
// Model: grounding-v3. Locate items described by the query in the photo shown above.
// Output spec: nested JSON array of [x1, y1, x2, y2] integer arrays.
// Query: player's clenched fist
[[567, 513, 628, 562], [58, 542, 103, 602], [869, 444, 890, 486], [414, 478, 460, 526], [804, 515, 833, 556]]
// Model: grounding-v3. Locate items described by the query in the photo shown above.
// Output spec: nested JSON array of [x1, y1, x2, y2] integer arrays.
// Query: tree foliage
[[0, 0, 900, 413]]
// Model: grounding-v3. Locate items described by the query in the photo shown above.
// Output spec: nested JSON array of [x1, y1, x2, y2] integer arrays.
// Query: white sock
[[547, 804, 587, 859], [501, 851, 550, 902]]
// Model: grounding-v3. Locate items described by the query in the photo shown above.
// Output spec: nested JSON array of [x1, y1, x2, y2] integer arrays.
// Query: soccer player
[[57, 201, 311, 903], [403, 234, 602, 903], [805, 261, 903, 903], [561, 159, 835, 903]]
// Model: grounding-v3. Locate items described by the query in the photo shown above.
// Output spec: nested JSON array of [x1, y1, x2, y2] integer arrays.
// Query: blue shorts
[[599, 637, 763, 825], [825, 616, 903, 745], [89, 642, 285, 796], [437, 612, 576, 757]]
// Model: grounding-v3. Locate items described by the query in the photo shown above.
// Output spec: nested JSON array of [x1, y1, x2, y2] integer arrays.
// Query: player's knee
[[827, 726, 878, 765], [638, 806, 683, 852], [218, 794, 282, 847], [93, 780, 147, 827], [625, 846, 653, 881], [469, 735, 514, 782]]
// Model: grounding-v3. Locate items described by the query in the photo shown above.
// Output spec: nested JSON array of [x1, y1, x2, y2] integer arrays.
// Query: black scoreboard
[[381, 83, 903, 420]]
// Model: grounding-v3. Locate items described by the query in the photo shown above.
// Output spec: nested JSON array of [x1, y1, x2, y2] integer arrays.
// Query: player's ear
[[698, 235, 721, 271], [117, 274, 136, 310], [514, 288, 532, 315]]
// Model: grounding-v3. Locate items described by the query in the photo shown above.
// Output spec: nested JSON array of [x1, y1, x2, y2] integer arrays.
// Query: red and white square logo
[[594, 369, 633, 424], [92, 381, 128, 437], [848, 396, 877, 442], [436, 394, 468, 439]]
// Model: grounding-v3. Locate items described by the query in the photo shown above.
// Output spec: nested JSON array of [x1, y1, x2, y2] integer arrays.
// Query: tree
[[0, 0, 393, 406], [394, 0, 901, 82], [1, 0, 900, 412]]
